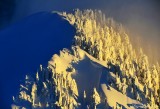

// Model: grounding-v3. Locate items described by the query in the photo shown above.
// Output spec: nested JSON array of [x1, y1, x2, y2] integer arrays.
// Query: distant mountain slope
[[0, 12, 75, 109]]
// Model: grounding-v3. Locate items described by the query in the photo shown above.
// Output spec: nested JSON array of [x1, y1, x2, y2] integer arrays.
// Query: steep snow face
[[71, 49, 102, 100], [49, 47, 103, 101], [12, 47, 102, 109], [12, 47, 144, 109], [0, 12, 75, 108]]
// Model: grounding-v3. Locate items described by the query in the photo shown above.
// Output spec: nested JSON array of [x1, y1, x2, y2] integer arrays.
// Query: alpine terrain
[[12, 10, 159, 109]]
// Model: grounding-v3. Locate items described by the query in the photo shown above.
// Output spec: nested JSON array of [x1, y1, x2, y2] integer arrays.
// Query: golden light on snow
[[13, 10, 159, 109]]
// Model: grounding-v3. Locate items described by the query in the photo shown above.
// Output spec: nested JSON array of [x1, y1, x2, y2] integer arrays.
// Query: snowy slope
[[101, 84, 143, 109], [12, 47, 144, 109], [49, 47, 103, 101], [63, 10, 159, 108], [11, 10, 160, 109], [71, 48, 144, 109], [0, 12, 75, 109]]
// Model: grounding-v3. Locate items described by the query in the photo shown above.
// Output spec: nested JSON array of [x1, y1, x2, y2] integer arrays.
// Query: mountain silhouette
[[0, 12, 75, 108]]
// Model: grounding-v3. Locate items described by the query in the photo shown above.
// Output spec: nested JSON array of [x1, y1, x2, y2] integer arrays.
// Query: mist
[[1, 0, 160, 63]]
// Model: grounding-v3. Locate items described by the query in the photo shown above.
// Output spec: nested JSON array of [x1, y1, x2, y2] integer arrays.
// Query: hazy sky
[[1, 0, 160, 62]]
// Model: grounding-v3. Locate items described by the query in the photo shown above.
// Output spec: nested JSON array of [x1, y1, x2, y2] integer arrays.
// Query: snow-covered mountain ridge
[[12, 10, 159, 109], [0, 12, 76, 109]]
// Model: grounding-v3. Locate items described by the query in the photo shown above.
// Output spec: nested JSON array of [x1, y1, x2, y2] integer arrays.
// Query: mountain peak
[[11, 10, 160, 109]]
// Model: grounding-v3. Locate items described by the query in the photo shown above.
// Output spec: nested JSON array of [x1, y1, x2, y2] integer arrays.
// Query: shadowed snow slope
[[0, 12, 75, 108], [74, 49, 143, 108], [72, 49, 143, 108], [71, 52, 102, 101], [49, 47, 103, 97], [48, 47, 143, 109]]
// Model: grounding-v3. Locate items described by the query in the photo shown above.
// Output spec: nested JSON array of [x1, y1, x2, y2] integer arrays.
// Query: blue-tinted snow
[[0, 12, 75, 108]]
